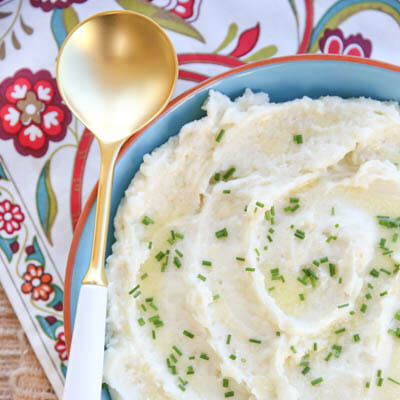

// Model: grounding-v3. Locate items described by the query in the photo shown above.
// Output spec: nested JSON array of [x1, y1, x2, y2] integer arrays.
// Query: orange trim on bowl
[[64, 54, 400, 352]]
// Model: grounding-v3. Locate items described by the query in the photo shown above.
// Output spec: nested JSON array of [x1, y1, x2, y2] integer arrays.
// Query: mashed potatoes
[[103, 90, 400, 399]]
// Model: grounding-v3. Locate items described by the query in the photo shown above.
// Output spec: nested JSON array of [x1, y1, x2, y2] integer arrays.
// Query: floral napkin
[[0, 0, 399, 397]]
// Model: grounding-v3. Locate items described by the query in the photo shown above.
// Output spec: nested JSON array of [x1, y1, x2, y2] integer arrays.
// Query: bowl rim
[[64, 54, 400, 351]]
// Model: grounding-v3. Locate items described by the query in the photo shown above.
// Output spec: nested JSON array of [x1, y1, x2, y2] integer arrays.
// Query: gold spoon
[[56, 11, 177, 399]]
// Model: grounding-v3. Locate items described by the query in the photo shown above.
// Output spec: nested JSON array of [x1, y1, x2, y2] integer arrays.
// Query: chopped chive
[[370, 268, 380, 278], [229, 354, 237, 360], [170, 365, 177, 375], [244, 205, 248, 212], [216, 129, 226, 142], [313, 342, 317, 351], [353, 334, 360, 342], [380, 291, 388, 297], [200, 353, 209, 360], [311, 377, 323, 386], [214, 172, 221, 182], [299, 293, 305, 301], [294, 229, 305, 239], [213, 294, 220, 301], [149, 314, 161, 322], [236, 257, 245, 262], [313, 260, 320, 267], [178, 377, 188, 386], [148, 241, 152, 249], [183, 330, 194, 339], [175, 249, 183, 258], [380, 268, 391, 275], [141, 304, 147, 312], [215, 228, 228, 238], [320, 257, 329, 263], [297, 277, 308, 286], [326, 235, 337, 243], [138, 318, 145, 326], [393, 233, 399, 242], [178, 384, 186, 391], [395, 310, 400, 321], [129, 284, 140, 295], [223, 189, 231, 194], [335, 327, 346, 334], [155, 251, 165, 261], [145, 297, 154, 302], [290, 346, 297, 354], [276, 331, 281, 337], [188, 356, 195, 360], [378, 370, 382, 378], [142, 216, 154, 225], [152, 330, 156, 340], [170, 353, 178, 363], [329, 263, 336, 277], [325, 352, 333, 362], [338, 277, 343, 284], [388, 377, 400, 385], [366, 382, 370, 388], [223, 167, 236, 181], [350, 311, 355, 315], [197, 274, 207, 282], [338, 303, 349, 309], [140, 273, 148, 280], [368, 283, 374, 289], [149, 303, 158, 311], [377, 378, 383, 386], [173, 256, 182, 268], [331, 207, 335, 216], [360, 304, 368, 313], [267, 235, 273, 242], [246, 267, 256, 272], [223, 378, 229, 388], [377, 216, 400, 228], [171, 230, 176, 241], [187, 366, 195, 375], [133, 291, 141, 298], [302, 366, 311, 375], [224, 392, 234, 398], [249, 338, 262, 344], [175, 232, 184, 239], [256, 201, 264, 208], [268, 228, 275, 234], [226, 334, 232, 345], [293, 134, 303, 144], [290, 197, 299, 203], [173, 346, 182, 356], [365, 293, 372, 300], [271, 206, 275, 216], [202, 260, 212, 266]]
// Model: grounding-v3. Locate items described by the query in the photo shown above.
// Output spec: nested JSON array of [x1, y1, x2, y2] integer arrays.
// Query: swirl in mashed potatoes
[[104, 90, 400, 399]]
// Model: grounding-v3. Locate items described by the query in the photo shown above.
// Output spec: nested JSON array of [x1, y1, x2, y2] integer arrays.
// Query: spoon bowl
[[57, 11, 177, 142], [56, 11, 177, 400]]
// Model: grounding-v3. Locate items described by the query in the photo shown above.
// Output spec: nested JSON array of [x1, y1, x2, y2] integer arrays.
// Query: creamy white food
[[104, 90, 400, 400]]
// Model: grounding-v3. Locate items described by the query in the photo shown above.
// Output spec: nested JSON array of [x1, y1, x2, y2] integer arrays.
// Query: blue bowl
[[65, 55, 400, 399]]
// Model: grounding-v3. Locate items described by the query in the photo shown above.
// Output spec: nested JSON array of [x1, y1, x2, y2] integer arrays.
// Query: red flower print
[[21, 263, 53, 301], [0, 69, 72, 157], [30, 0, 86, 12], [0, 200, 24, 234], [149, 0, 203, 21], [319, 28, 372, 58], [55, 332, 68, 361]]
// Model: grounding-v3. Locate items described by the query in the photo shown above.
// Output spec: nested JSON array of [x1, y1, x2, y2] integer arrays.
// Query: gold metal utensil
[[56, 11, 177, 399]]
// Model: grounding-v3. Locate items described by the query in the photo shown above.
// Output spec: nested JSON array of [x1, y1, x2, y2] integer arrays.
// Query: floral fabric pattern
[[319, 28, 372, 58], [0, 200, 24, 234], [0, 69, 72, 158], [55, 332, 68, 361], [29, 0, 87, 12], [21, 263, 53, 301]]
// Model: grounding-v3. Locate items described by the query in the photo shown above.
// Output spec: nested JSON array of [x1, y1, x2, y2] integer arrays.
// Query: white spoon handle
[[63, 284, 107, 400]]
